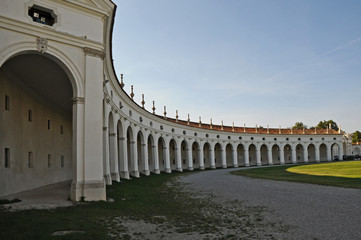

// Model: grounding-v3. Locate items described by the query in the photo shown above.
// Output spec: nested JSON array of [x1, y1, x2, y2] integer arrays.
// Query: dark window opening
[[5, 148, 10, 168], [28, 5, 55, 26], [61, 155, 64, 168], [5, 95, 10, 111], [47, 120, 52, 130], [60, 125, 64, 135], [28, 109, 32, 122]]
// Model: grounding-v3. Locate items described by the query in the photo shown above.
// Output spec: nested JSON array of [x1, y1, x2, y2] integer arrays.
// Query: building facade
[[0, 0, 343, 201]]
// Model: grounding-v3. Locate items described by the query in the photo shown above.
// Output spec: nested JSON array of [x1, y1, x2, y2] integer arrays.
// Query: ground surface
[[1, 167, 361, 239], [180, 168, 361, 240]]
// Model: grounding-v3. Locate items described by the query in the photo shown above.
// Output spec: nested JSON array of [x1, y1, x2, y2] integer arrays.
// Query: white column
[[279, 147, 285, 165], [199, 147, 205, 170], [315, 146, 320, 162], [244, 144, 250, 167], [119, 136, 129, 179], [142, 142, 150, 175], [187, 146, 193, 170], [256, 146, 261, 166], [210, 147, 216, 169], [339, 144, 344, 161], [291, 147, 297, 164], [109, 132, 120, 181], [327, 145, 332, 162], [164, 145, 171, 173], [103, 126, 111, 185], [303, 146, 308, 163], [152, 143, 160, 174], [267, 147, 273, 165], [130, 140, 139, 177], [232, 148, 238, 167]]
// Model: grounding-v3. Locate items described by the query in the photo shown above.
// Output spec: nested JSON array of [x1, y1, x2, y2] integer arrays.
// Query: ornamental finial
[[120, 74, 124, 88], [163, 106, 167, 119], [130, 85, 134, 99], [176, 110, 179, 122], [141, 94, 145, 108], [152, 101, 156, 114]]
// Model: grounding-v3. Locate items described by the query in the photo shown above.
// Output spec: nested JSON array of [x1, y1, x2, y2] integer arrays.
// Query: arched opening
[[108, 112, 118, 180], [137, 131, 145, 175], [237, 144, 245, 166], [260, 144, 268, 165], [214, 143, 222, 168], [192, 142, 200, 169], [319, 143, 327, 162], [354, 147, 361, 156], [249, 144, 257, 166], [158, 137, 166, 172], [272, 144, 280, 165], [127, 126, 136, 176], [203, 142, 211, 169], [117, 120, 127, 179], [284, 144, 292, 164], [169, 139, 177, 171], [331, 143, 340, 160], [181, 140, 189, 170], [308, 144, 316, 162], [147, 134, 155, 173], [296, 144, 304, 163], [226, 144, 233, 167], [0, 53, 73, 196]]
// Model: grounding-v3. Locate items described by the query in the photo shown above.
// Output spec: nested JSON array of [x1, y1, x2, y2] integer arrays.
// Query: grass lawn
[[231, 161, 361, 189], [0, 170, 287, 240]]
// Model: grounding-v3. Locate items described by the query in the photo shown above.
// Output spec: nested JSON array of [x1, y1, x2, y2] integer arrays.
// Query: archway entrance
[[0, 53, 73, 196]]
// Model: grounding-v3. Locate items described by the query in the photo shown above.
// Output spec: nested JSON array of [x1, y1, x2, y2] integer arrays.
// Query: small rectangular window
[[28, 152, 33, 168], [28, 110, 32, 122], [60, 125, 64, 135], [47, 154, 51, 168], [61, 155, 64, 168], [5, 95, 10, 111], [47, 120, 51, 130], [5, 148, 10, 168]]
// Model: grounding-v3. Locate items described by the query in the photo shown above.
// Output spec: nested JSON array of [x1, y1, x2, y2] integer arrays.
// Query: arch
[[295, 144, 304, 163], [0, 46, 83, 98], [203, 142, 212, 168], [248, 144, 257, 166], [158, 137, 166, 172], [108, 112, 120, 181], [284, 144, 292, 164], [117, 119, 128, 179], [237, 144, 245, 166], [137, 130, 147, 175], [331, 143, 341, 160], [272, 144, 280, 165], [147, 134, 155, 173], [225, 144, 233, 167], [319, 143, 327, 162], [214, 143, 223, 168], [0, 51, 74, 196], [192, 141, 200, 169], [308, 144, 316, 162], [127, 125, 138, 177], [169, 139, 177, 171], [260, 144, 268, 165]]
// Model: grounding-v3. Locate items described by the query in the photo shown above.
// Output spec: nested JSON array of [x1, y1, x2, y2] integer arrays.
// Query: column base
[[104, 174, 112, 185], [111, 172, 120, 182], [143, 170, 150, 176], [268, 163, 273, 166], [153, 169, 160, 174], [245, 164, 250, 167], [280, 162, 285, 165], [188, 167, 194, 171], [233, 164, 238, 168], [222, 165, 227, 169], [200, 166, 205, 170], [131, 171, 140, 178], [120, 171, 130, 179], [211, 166, 216, 169], [70, 180, 106, 202], [257, 163, 262, 166], [165, 168, 171, 173], [176, 167, 183, 172]]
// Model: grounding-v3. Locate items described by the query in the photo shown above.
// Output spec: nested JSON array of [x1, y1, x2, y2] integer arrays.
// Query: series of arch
[[103, 110, 342, 183]]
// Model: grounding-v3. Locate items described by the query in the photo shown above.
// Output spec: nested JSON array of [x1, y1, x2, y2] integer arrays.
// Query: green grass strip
[[231, 161, 361, 189]]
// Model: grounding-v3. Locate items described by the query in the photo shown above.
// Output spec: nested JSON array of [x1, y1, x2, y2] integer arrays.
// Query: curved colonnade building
[[0, 0, 343, 201]]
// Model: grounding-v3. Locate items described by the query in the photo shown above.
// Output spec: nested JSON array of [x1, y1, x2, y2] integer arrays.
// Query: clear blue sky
[[111, 0, 361, 133]]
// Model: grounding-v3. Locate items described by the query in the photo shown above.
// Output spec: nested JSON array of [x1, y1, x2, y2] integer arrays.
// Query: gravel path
[[179, 168, 361, 240]]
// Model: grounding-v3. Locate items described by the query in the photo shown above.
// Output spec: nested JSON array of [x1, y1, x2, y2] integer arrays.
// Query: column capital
[[84, 47, 105, 59], [72, 97, 85, 104]]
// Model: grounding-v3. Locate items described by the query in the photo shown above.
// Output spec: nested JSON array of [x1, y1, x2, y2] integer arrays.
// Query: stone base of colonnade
[[104, 174, 112, 185], [188, 167, 194, 171], [111, 172, 120, 182], [70, 180, 106, 201], [120, 171, 130, 179], [153, 169, 160, 174], [130, 171, 140, 178], [142, 170, 150, 176], [176, 168, 183, 172]]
